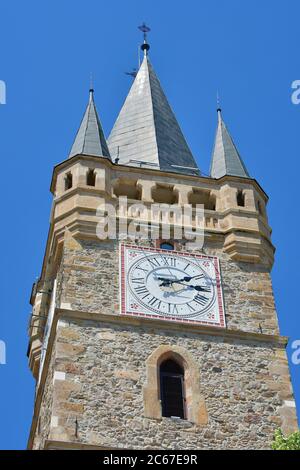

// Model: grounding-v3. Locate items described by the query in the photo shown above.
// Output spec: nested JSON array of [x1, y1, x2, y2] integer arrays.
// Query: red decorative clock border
[[119, 243, 226, 328]]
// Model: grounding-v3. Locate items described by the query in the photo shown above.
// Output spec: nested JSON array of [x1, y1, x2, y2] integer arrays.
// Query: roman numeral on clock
[[194, 294, 208, 306], [168, 303, 179, 315], [134, 285, 150, 298], [148, 258, 160, 268], [161, 257, 176, 267], [186, 302, 196, 312], [147, 297, 162, 309], [131, 277, 145, 285], [135, 266, 149, 274]]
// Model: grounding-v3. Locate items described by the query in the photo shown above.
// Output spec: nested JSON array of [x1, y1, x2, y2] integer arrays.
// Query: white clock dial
[[120, 244, 225, 327], [128, 254, 215, 318]]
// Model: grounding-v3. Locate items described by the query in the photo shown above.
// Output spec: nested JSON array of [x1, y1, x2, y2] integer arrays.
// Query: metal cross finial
[[138, 22, 151, 54], [138, 22, 151, 41]]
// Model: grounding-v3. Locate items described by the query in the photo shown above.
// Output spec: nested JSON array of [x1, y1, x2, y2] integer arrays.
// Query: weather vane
[[138, 22, 150, 41], [138, 22, 151, 54]]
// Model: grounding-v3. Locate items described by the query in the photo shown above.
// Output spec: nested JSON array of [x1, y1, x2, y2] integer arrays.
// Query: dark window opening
[[160, 359, 185, 419], [237, 190, 245, 207], [87, 169, 96, 186], [160, 242, 174, 251], [65, 172, 73, 190]]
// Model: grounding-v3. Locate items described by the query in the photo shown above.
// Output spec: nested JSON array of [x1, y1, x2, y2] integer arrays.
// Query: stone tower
[[27, 33, 298, 450]]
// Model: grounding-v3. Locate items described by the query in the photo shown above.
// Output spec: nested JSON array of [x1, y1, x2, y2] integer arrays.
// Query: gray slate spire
[[210, 109, 249, 179], [107, 54, 199, 175], [69, 89, 111, 159]]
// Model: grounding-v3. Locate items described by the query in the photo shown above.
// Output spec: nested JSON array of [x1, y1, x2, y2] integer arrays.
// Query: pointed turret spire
[[210, 108, 249, 179], [69, 89, 111, 160], [108, 42, 199, 175]]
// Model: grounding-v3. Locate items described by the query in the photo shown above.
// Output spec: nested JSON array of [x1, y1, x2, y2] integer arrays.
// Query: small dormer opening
[[160, 242, 174, 251], [86, 169, 96, 187], [237, 190, 245, 207], [64, 172, 73, 191]]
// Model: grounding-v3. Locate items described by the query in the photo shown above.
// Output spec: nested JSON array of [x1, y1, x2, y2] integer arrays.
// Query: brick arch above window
[[143, 345, 208, 425]]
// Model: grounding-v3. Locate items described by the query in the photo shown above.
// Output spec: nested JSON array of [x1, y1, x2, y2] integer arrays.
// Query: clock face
[[120, 244, 225, 327]]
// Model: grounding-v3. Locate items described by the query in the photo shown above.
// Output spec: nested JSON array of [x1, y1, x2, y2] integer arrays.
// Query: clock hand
[[158, 274, 208, 284], [159, 280, 175, 287], [154, 254, 213, 291], [190, 285, 209, 291], [159, 279, 209, 291], [178, 274, 204, 282], [157, 276, 194, 284], [176, 282, 209, 291]]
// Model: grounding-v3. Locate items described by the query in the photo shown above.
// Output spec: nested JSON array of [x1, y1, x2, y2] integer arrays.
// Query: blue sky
[[0, 0, 299, 449]]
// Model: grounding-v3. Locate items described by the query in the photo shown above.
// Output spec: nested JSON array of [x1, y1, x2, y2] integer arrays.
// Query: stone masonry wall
[[57, 238, 279, 335], [30, 238, 298, 450], [36, 317, 296, 450], [32, 342, 56, 449]]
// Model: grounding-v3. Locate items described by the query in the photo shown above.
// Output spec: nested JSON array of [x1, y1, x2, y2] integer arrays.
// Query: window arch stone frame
[[143, 345, 208, 425]]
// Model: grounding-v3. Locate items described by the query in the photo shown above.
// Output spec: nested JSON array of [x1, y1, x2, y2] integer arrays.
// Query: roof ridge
[[144, 56, 159, 161]]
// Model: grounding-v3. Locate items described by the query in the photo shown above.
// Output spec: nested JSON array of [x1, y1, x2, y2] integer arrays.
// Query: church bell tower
[[27, 27, 298, 450]]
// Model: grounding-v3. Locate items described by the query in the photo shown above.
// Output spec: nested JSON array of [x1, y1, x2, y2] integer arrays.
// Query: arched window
[[64, 172, 73, 190], [160, 359, 185, 419], [143, 345, 208, 425], [160, 242, 174, 251], [86, 169, 96, 186]]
